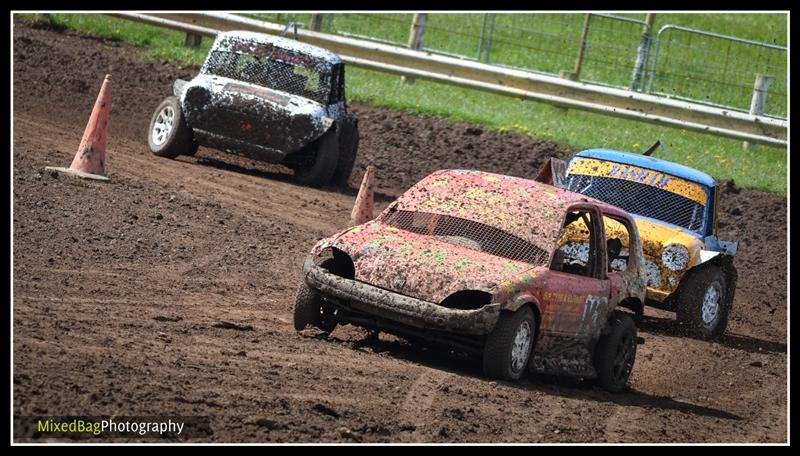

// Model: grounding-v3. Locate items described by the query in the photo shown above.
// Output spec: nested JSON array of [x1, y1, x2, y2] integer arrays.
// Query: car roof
[[214, 30, 342, 64], [574, 149, 717, 187], [400, 169, 619, 220], [394, 169, 630, 252], [423, 169, 604, 208]]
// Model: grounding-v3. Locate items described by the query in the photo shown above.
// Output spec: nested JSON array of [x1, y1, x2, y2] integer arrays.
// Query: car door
[[540, 204, 612, 339], [602, 211, 640, 307]]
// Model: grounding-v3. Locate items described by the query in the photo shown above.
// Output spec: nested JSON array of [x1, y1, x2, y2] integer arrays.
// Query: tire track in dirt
[[398, 368, 452, 442], [599, 402, 648, 442]]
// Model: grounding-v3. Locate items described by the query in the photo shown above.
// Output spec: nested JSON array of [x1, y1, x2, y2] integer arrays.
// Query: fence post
[[559, 13, 592, 82], [477, 14, 488, 61], [483, 14, 496, 63], [630, 13, 655, 91], [408, 13, 427, 50], [308, 14, 323, 32], [184, 33, 202, 48], [743, 74, 772, 150], [402, 13, 428, 84]]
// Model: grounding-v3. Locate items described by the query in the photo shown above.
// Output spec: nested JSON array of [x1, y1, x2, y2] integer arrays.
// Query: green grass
[[249, 12, 788, 117], [15, 13, 787, 193]]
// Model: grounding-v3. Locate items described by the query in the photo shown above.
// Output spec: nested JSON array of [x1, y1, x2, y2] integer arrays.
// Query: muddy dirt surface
[[12, 20, 787, 443]]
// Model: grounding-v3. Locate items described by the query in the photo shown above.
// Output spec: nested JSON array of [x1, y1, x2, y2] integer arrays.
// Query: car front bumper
[[303, 256, 501, 336]]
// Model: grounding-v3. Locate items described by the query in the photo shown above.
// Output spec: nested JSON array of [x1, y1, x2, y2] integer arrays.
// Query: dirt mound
[[353, 105, 571, 193], [12, 19, 786, 442]]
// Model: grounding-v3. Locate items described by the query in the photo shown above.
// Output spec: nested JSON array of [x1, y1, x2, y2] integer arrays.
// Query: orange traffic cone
[[350, 165, 376, 226], [45, 74, 112, 181]]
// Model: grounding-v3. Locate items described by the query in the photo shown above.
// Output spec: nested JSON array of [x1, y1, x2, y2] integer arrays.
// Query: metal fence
[[646, 25, 787, 118], [317, 13, 649, 89], [324, 13, 413, 45], [260, 13, 786, 120]]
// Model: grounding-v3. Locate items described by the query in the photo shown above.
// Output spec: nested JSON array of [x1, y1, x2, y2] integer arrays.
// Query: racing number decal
[[542, 290, 606, 335], [568, 157, 707, 205], [578, 295, 608, 336], [608, 164, 671, 189]]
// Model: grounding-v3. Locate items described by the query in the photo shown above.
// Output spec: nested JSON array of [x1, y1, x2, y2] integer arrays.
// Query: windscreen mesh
[[565, 174, 705, 232], [383, 210, 550, 266], [203, 50, 331, 104]]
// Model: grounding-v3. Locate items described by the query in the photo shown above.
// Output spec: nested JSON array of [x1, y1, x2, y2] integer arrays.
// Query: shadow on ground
[[309, 328, 743, 422], [638, 315, 786, 355], [190, 153, 395, 202]]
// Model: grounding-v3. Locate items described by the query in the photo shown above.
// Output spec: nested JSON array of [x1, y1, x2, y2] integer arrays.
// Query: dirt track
[[12, 20, 787, 443]]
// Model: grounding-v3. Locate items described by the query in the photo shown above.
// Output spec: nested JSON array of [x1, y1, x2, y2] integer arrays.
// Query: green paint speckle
[[521, 273, 535, 285], [369, 234, 397, 248], [422, 248, 448, 262], [454, 257, 478, 271], [398, 242, 416, 253]]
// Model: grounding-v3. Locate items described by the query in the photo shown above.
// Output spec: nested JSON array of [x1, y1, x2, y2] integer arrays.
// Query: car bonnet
[[328, 220, 536, 303]]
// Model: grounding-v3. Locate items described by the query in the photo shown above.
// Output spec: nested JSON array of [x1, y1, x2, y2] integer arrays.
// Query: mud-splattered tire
[[594, 313, 637, 393], [148, 96, 195, 159], [294, 129, 339, 188], [483, 307, 535, 381], [293, 282, 337, 333], [675, 265, 731, 339], [294, 282, 322, 331], [331, 116, 359, 189]]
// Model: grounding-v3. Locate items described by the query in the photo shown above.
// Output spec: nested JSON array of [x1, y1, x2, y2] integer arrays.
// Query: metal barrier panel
[[581, 14, 648, 88], [647, 25, 787, 118], [420, 13, 486, 60], [244, 12, 310, 27], [323, 13, 412, 46], [462, 14, 586, 74], [421, 14, 646, 88]]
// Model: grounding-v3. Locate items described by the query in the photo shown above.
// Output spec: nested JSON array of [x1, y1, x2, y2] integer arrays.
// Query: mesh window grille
[[383, 210, 551, 266], [203, 51, 331, 105], [565, 174, 705, 232]]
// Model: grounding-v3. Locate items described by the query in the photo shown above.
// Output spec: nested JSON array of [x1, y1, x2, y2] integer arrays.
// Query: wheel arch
[[677, 252, 737, 301], [672, 252, 736, 339], [617, 296, 645, 320], [315, 246, 356, 280]]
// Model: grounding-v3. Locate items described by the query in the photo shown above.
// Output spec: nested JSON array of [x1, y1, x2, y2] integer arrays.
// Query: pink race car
[[295, 170, 647, 391]]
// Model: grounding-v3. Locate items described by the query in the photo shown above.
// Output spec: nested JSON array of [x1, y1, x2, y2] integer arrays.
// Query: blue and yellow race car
[[539, 148, 737, 339]]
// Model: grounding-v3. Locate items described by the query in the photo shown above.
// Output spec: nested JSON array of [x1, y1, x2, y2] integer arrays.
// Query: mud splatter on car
[[296, 170, 648, 392], [148, 31, 359, 188], [540, 149, 739, 339]]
